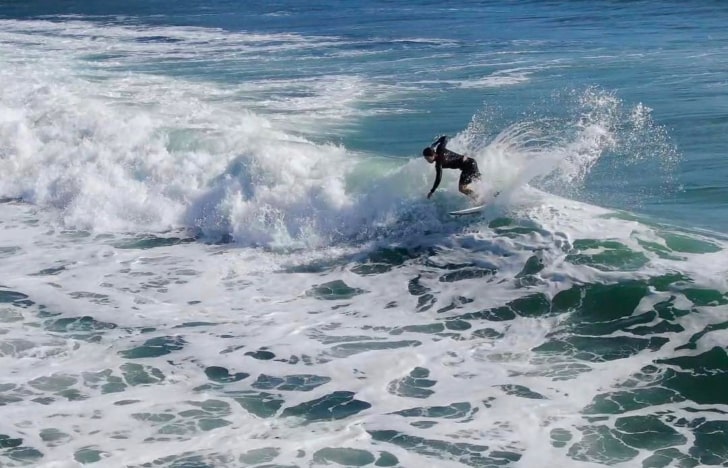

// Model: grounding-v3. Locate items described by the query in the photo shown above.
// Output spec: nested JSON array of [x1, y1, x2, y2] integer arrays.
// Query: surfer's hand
[[427, 191, 433, 199]]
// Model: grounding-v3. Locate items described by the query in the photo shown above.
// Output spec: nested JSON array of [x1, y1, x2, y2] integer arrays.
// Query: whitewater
[[2, 2, 728, 467]]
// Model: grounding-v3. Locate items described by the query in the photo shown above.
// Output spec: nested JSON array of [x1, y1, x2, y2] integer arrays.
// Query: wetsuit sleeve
[[429, 160, 442, 195], [431, 135, 448, 156]]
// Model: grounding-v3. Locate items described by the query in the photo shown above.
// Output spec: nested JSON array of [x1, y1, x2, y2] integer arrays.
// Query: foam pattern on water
[[1, 196, 727, 467], [1, 12, 726, 468]]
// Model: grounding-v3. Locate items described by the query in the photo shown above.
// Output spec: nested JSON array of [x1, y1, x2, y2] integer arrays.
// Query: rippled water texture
[[1, 1, 728, 467]]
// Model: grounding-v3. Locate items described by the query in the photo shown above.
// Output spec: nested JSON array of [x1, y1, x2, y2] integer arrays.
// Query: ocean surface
[[1, 1, 728, 467]]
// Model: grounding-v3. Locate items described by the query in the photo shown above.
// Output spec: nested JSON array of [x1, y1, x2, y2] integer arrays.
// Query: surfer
[[423, 135, 481, 201]]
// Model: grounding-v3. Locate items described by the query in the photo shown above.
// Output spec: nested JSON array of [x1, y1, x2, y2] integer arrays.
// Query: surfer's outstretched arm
[[428, 162, 442, 199], [423, 135, 447, 199]]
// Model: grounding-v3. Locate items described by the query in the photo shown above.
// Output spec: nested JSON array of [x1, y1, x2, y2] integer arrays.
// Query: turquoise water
[[1, 2, 728, 467]]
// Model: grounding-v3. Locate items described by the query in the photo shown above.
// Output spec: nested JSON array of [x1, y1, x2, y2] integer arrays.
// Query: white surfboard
[[448, 191, 500, 216], [449, 204, 486, 216], [450, 190, 500, 216]]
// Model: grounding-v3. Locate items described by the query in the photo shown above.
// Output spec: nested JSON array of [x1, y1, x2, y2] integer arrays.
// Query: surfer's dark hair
[[422, 147, 434, 157]]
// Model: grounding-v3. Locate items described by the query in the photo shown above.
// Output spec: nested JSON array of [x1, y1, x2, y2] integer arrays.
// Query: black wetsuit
[[428, 136, 480, 194]]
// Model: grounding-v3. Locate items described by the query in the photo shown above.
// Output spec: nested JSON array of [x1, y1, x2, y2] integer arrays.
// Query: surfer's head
[[422, 147, 435, 163]]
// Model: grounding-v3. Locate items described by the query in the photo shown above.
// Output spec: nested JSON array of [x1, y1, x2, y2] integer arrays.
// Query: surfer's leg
[[459, 159, 481, 200], [458, 178, 479, 201], [459, 185, 478, 201]]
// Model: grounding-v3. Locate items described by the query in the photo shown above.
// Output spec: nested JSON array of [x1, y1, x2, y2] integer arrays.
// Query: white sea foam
[[2, 188, 727, 467], [1, 15, 725, 468], [0, 27, 676, 249], [456, 68, 533, 88], [0, 22, 365, 240]]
